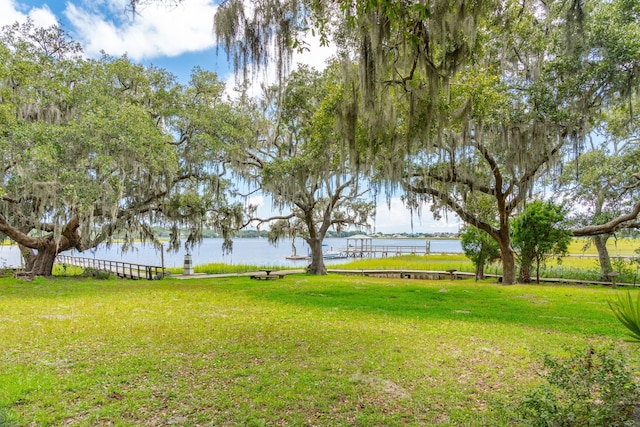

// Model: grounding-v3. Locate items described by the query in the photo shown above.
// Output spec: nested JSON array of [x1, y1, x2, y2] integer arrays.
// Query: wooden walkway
[[328, 269, 640, 287], [343, 244, 431, 258], [56, 255, 165, 280]]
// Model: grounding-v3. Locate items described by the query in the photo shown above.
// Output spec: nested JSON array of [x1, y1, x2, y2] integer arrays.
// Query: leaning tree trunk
[[1, 216, 81, 277], [18, 244, 36, 271], [307, 238, 327, 275], [593, 234, 613, 281]]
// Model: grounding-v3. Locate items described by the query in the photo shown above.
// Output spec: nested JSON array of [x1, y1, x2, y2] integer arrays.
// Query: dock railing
[[56, 255, 165, 280], [344, 244, 431, 257]]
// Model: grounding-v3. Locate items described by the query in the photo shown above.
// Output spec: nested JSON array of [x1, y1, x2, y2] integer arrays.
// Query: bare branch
[[572, 200, 640, 236]]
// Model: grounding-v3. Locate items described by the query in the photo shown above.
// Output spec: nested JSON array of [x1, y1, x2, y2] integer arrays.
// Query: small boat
[[323, 250, 347, 259], [285, 240, 310, 260]]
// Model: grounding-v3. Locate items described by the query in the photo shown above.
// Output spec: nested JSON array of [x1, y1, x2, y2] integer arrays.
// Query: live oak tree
[[398, 0, 640, 284], [0, 22, 244, 276], [568, 0, 640, 238], [231, 65, 373, 275]]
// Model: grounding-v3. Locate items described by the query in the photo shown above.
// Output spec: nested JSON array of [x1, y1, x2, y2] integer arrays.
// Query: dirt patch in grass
[[349, 373, 411, 400]]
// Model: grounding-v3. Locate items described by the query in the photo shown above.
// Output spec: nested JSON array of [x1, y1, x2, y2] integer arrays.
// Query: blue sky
[[0, 0, 462, 234], [1, 0, 230, 83]]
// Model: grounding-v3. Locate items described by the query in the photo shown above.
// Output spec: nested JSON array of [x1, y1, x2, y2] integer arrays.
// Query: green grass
[[568, 237, 640, 257], [52, 264, 84, 276], [338, 254, 476, 273], [1, 274, 639, 426], [166, 262, 292, 275]]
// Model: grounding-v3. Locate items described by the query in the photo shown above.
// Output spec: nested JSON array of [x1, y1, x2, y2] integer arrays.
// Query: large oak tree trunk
[[30, 244, 58, 276], [593, 234, 613, 281], [1, 216, 82, 277], [18, 242, 59, 276], [495, 230, 517, 285], [501, 248, 517, 284], [307, 238, 327, 275]]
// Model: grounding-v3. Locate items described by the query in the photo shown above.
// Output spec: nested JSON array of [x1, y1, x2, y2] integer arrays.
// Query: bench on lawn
[[249, 270, 285, 280]]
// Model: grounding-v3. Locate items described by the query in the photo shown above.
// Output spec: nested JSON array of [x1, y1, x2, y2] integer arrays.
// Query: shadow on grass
[[235, 274, 626, 339], [0, 273, 628, 340]]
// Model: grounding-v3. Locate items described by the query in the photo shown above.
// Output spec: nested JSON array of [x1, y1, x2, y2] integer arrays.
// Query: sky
[[0, 0, 463, 234]]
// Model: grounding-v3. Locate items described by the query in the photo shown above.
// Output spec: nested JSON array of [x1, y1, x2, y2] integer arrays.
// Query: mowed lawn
[[1, 274, 639, 426]]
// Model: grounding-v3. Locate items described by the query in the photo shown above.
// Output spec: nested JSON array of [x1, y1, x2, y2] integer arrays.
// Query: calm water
[[0, 238, 462, 268]]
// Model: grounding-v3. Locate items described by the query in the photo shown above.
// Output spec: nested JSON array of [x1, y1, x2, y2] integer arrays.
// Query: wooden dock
[[56, 255, 165, 280], [342, 244, 431, 258]]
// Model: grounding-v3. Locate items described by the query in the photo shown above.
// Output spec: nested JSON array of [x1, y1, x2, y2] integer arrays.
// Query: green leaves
[[609, 291, 640, 343], [512, 200, 573, 283], [460, 225, 500, 278], [229, 64, 373, 273], [520, 344, 640, 426]]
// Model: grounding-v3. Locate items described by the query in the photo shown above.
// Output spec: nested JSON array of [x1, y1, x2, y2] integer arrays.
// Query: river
[[0, 237, 462, 269]]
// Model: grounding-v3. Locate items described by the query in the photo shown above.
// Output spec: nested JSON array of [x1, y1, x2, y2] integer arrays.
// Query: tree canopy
[[0, 22, 246, 275]]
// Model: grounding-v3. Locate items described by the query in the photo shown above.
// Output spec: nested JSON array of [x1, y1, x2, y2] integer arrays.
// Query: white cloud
[[63, 0, 218, 60], [223, 31, 336, 99], [291, 33, 335, 70], [0, 0, 58, 28]]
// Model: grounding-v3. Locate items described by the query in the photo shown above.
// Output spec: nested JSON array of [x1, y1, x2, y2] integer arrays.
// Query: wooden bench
[[250, 270, 285, 280], [14, 271, 34, 281]]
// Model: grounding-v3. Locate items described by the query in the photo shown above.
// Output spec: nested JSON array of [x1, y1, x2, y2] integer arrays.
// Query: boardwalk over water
[[57, 255, 165, 280]]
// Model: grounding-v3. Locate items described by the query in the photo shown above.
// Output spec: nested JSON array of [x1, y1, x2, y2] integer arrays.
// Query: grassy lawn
[[1, 274, 639, 426], [568, 237, 640, 257], [337, 254, 476, 273]]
